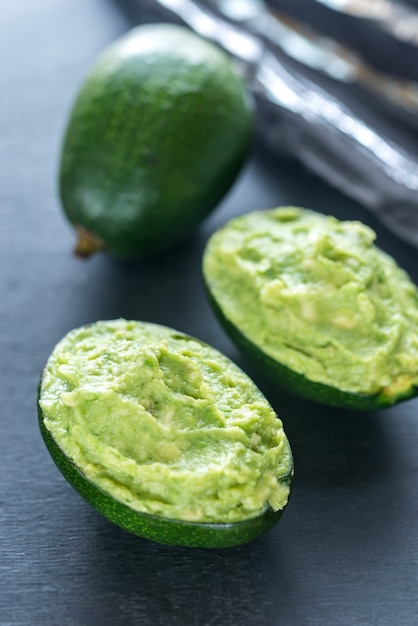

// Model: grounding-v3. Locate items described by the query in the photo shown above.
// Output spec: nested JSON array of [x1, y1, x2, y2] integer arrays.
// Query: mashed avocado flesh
[[39, 320, 292, 523], [203, 207, 418, 398]]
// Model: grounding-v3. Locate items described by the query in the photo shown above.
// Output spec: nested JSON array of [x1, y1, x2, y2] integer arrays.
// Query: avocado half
[[202, 207, 418, 410], [38, 320, 293, 548]]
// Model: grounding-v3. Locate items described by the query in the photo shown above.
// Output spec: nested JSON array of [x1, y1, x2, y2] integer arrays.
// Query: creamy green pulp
[[39, 319, 292, 523], [203, 207, 418, 398]]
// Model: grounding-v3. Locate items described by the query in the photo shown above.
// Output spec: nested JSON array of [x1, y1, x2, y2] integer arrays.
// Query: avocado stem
[[74, 226, 105, 258]]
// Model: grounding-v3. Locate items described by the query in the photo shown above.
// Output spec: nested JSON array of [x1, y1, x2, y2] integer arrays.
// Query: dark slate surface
[[1, 1, 417, 625]]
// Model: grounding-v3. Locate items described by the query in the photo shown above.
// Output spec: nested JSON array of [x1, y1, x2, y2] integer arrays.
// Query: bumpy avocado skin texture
[[59, 24, 253, 259]]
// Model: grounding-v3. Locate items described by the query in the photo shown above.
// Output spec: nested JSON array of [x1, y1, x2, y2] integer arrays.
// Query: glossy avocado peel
[[203, 207, 418, 410], [59, 24, 253, 260], [38, 320, 293, 548]]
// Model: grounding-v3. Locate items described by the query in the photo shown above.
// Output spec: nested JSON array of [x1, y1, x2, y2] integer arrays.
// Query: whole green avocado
[[59, 23, 254, 259]]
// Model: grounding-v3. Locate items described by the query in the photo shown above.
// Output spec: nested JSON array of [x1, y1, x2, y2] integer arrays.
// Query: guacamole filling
[[203, 207, 418, 398], [39, 319, 292, 523]]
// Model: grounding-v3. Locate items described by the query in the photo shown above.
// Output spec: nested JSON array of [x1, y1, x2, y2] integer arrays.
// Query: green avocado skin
[[204, 282, 418, 411], [37, 386, 291, 549], [59, 24, 253, 259]]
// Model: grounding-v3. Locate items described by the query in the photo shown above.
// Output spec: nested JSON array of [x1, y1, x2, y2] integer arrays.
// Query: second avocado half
[[203, 207, 418, 410]]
